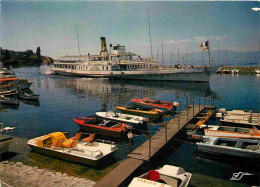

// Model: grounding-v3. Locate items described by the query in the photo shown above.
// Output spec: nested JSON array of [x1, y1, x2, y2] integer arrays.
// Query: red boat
[[130, 98, 179, 112], [73, 116, 130, 138]]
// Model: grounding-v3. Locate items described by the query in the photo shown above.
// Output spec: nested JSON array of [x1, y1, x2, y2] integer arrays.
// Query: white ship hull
[[52, 66, 219, 82]]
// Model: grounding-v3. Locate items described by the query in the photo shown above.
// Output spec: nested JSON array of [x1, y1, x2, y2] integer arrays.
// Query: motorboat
[[128, 165, 192, 187], [200, 125, 260, 139], [196, 136, 260, 159], [95, 111, 147, 125], [0, 68, 32, 89], [73, 116, 131, 138], [130, 98, 179, 112], [27, 131, 118, 166], [216, 109, 260, 128], [116, 105, 162, 119]]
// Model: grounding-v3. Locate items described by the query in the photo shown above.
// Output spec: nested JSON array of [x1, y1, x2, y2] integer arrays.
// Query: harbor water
[[2, 66, 260, 186]]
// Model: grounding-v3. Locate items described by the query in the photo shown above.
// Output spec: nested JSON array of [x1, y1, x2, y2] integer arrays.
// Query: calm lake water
[[2, 66, 260, 186]]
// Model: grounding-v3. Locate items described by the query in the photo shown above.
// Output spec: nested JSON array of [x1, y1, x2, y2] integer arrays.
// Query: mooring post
[[165, 121, 167, 143], [193, 96, 194, 117], [148, 124, 151, 160], [178, 102, 181, 130], [127, 131, 133, 154], [199, 99, 201, 111], [190, 96, 192, 105], [186, 97, 189, 122]]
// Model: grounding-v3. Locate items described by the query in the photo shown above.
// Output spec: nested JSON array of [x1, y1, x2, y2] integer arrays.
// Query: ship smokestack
[[100, 37, 107, 55]]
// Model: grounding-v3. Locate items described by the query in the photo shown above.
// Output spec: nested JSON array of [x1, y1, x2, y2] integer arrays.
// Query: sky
[[0, 1, 259, 60]]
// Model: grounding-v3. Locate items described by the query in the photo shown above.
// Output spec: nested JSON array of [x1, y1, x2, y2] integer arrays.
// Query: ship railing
[[95, 139, 116, 145]]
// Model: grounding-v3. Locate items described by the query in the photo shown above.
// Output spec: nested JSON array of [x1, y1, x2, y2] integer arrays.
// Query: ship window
[[106, 66, 108, 70]]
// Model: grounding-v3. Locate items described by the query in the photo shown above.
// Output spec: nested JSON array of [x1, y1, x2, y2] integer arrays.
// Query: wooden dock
[[95, 105, 216, 187]]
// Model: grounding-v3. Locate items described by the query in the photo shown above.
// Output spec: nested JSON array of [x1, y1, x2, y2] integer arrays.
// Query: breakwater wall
[[218, 66, 260, 74]]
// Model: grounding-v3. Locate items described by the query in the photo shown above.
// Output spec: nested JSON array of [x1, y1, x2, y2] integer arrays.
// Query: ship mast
[[75, 24, 81, 57], [147, 9, 153, 59]]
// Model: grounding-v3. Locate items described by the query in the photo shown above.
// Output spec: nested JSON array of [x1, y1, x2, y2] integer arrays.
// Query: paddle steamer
[[51, 37, 219, 82]]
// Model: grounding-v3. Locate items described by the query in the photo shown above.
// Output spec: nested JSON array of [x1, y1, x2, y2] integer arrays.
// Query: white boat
[[128, 165, 192, 187], [50, 37, 219, 82], [255, 69, 260, 74], [196, 136, 260, 159], [217, 109, 260, 128], [27, 132, 118, 166], [200, 125, 260, 139], [96, 111, 146, 125]]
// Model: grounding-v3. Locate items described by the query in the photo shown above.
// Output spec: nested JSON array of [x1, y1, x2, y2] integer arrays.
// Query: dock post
[[190, 96, 192, 105], [148, 124, 151, 160], [193, 96, 194, 117], [178, 102, 181, 130], [199, 99, 200, 111], [165, 121, 167, 143], [186, 97, 189, 122]]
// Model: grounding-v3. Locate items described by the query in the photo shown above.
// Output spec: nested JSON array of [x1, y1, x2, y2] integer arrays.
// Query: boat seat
[[246, 145, 260, 151], [146, 170, 160, 182], [82, 133, 95, 145], [69, 132, 82, 141]]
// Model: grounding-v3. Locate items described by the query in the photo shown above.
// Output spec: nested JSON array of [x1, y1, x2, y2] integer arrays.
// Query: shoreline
[[0, 161, 96, 187]]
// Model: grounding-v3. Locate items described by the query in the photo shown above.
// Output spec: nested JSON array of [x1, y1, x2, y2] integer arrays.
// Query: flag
[[200, 41, 209, 51]]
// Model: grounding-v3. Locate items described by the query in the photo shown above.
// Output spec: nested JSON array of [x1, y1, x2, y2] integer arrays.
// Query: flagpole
[[208, 40, 211, 66]]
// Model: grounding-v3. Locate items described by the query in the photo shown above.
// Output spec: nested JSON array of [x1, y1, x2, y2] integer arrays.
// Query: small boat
[[0, 95, 19, 106], [0, 112, 14, 155], [96, 111, 147, 125], [128, 165, 192, 187], [216, 109, 260, 128], [130, 98, 179, 112], [200, 125, 260, 139], [196, 110, 214, 128], [116, 105, 162, 119], [27, 131, 118, 166], [255, 69, 260, 74], [74, 116, 130, 138], [196, 136, 260, 159], [18, 92, 40, 101]]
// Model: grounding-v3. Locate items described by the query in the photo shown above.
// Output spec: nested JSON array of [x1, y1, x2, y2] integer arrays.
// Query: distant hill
[[0, 47, 53, 67]]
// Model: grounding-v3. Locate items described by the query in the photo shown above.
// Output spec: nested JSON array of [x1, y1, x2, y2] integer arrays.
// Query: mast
[[226, 49, 228, 65], [218, 50, 219, 65], [157, 49, 158, 64], [147, 9, 153, 59], [75, 24, 81, 57], [192, 51, 193, 64], [178, 48, 179, 64], [186, 52, 187, 64], [171, 49, 173, 67], [162, 43, 164, 66]]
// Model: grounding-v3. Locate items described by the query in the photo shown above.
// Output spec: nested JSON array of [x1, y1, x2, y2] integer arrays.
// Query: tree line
[[0, 47, 53, 67]]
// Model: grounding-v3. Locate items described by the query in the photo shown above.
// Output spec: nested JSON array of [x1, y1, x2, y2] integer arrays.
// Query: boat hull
[[29, 144, 112, 166], [197, 143, 259, 159], [52, 66, 219, 82], [0, 136, 12, 154], [116, 107, 161, 119]]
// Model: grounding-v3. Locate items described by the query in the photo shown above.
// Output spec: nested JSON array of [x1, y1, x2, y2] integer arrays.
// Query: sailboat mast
[[178, 48, 179, 64], [75, 24, 81, 57], [162, 43, 164, 66], [147, 9, 153, 59]]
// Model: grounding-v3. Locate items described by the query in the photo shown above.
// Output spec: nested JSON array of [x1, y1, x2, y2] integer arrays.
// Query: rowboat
[[196, 136, 260, 159], [116, 105, 162, 119], [27, 131, 118, 166], [200, 125, 260, 139], [96, 111, 146, 125], [18, 92, 40, 101], [128, 165, 192, 187], [73, 116, 130, 138], [130, 98, 179, 112]]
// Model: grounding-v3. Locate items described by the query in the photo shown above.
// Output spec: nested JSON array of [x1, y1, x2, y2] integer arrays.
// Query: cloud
[[168, 39, 191, 44]]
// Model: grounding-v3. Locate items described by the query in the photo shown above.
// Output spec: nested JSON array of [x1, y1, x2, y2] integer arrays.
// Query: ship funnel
[[100, 37, 108, 55]]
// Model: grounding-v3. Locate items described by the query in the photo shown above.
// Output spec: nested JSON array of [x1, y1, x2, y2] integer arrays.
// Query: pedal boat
[[130, 98, 179, 112], [196, 136, 260, 159], [74, 116, 130, 138], [200, 125, 260, 139], [128, 165, 192, 187], [116, 106, 162, 119], [27, 132, 118, 166], [95, 111, 147, 125]]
